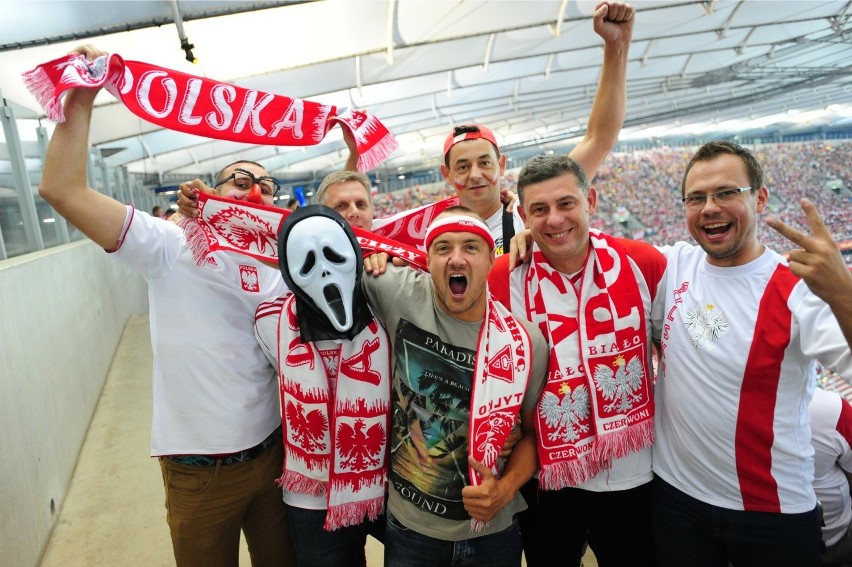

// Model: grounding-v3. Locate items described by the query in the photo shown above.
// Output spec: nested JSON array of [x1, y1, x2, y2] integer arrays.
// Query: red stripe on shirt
[[836, 397, 852, 447], [735, 264, 799, 512], [256, 295, 287, 320]]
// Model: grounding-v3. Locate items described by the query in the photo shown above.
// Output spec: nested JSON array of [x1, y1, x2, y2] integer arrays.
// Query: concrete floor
[[39, 314, 596, 566]]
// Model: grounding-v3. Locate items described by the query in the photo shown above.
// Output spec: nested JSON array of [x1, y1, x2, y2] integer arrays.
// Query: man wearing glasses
[[214, 166, 282, 203], [39, 44, 298, 567], [650, 140, 852, 566]]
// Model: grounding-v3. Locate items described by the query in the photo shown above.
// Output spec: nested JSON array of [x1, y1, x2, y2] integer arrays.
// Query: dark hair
[[682, 141, 764, 196], [517, 154, 588, 206], [215, 160, 266, 185]]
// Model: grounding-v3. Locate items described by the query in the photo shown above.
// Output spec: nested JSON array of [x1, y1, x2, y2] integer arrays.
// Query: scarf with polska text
[[22, 52, 397, 172], [467, 293, 534, 532], [276, 294, 391, 530], [512, 229, 654, 490], [180, 192, 459, 271]]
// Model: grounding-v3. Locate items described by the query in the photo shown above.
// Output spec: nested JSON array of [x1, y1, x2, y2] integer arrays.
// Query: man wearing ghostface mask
[[255, 205, 391, 567], [277, 205, 374, 341]]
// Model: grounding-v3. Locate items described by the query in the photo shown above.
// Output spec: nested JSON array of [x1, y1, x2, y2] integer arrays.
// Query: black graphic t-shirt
[[389, 318, 475, 521]]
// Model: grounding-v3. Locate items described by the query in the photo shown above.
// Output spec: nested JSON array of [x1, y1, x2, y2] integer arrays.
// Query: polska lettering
[[26, 52, 399, 172], [117, 63, 322, 144]]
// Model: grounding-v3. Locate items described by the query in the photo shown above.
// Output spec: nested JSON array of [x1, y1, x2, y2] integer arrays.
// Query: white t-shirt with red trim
[[651, 243, 852, 513], [810, 387, 852, 546], [111, 206, 287, 456]]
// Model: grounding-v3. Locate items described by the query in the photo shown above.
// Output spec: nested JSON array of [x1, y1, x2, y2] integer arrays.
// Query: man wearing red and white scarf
[[488, 155, 666, 566], [439, 2, 635, 258], [37, 45, 297, 567], [362, 208, 548, 566]]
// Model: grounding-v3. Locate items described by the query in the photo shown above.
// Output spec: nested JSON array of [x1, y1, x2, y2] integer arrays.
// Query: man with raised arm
[[38, 44, 296, 567], [441, 1, 634, 256]]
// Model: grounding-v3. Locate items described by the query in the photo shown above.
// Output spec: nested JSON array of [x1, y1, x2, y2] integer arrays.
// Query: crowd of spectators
[[372, 140, 852, 263]]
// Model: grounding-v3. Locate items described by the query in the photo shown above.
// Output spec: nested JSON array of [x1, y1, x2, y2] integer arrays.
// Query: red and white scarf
[[277, 294, 391, 530], [514, 230, 654, 490], [22, 52, 396, 171], [182, 194, 533, 530], [468, 294, 533, 532], [181, 193, 459, 270]]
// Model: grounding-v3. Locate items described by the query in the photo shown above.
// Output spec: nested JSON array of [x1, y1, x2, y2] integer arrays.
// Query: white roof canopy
[[2, 0, 850, 184]]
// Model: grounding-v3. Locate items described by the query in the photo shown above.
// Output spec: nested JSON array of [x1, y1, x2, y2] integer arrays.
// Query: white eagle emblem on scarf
[[539, 384, 590, 443], [593, 355, 645, 413]]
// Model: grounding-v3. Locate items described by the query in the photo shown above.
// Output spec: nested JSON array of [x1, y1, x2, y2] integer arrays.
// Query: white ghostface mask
[[285, 216, 357, 333]]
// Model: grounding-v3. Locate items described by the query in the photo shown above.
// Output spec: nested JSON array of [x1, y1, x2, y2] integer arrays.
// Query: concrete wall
[[0, 240, 148, 567]]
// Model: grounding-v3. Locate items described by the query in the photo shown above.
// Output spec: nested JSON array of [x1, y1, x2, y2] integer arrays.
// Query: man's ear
[[440, 164, 451, 183], [587, 187, 598, 216], [755, 186, 769, 213]]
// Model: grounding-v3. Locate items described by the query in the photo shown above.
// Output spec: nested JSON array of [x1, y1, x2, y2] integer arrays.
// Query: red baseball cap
[[443, 124, 499, 159]]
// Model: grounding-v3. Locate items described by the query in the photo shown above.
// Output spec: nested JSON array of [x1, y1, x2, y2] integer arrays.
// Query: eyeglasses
[[215, 169, 280, 198], [682, 187, 753, 209]]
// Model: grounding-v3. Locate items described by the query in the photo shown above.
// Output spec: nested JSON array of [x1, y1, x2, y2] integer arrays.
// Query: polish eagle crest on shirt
[[683, 303, 729, 351]]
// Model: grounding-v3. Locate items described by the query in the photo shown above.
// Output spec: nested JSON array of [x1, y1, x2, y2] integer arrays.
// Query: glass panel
[[0, 195, 30, 258]]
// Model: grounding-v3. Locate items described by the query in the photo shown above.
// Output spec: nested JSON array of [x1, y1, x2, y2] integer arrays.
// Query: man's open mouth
[[449, 274, 468, 295], [703, 222, 731, 237]]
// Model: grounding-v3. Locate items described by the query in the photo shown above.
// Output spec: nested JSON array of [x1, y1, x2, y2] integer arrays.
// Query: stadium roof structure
[[1, 0, 850, 186]]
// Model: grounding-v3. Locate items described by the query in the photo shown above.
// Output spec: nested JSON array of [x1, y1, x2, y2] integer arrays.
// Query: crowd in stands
[[593, 140, 852, 254], [372, 140, 852, 262]]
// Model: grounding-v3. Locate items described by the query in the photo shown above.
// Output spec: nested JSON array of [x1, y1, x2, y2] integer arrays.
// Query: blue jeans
[[518, 478, 654, 567], [384, 512, 522, 566], [652, 477, 822, 567], [286, 505, 384, 567]]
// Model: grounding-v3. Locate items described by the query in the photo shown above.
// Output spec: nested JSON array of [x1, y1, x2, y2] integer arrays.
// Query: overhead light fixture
[[181, 38, 197, 64], [171, 1, 197, 64]]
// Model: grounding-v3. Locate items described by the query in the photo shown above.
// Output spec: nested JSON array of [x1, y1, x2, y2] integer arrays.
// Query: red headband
[[424, 215, 495, 251], [443, 124, 499, 159]]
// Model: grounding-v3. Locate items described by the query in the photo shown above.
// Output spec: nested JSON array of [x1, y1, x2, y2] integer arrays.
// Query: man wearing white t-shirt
[[810, 387, 852, 565], [39, 45, 296, 567], [440, 2, 635, 257], [650, 141, 852, 566]]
